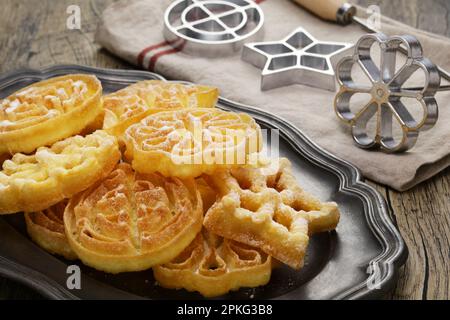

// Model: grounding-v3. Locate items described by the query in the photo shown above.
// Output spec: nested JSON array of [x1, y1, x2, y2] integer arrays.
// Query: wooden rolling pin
[[293, 0, 356, 24]]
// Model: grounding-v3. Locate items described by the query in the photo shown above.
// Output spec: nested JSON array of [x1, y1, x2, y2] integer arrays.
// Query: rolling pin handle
[[293, 0, 356, 25], [336, 3, 356, 25]]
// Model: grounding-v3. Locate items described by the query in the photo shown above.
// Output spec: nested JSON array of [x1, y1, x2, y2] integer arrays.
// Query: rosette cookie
[[0, 130, 120, 214], [153, 230, 272, 297], [25, 200, 77, 260], [124, 109, 262, 178], [103, 80, 218, 138], [64, 163, 203, 273], [0, 74, 103, 154], [204, 158, 340, 269]]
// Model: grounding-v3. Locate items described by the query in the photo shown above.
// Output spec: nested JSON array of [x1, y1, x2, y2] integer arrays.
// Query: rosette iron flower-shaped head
[[334, 33, 440, 152]]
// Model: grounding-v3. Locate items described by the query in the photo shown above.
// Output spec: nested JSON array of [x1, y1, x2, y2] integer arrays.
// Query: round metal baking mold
[[164, 0, 265, 57]]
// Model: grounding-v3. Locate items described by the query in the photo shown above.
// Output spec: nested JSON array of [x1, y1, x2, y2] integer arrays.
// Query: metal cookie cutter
[[334, 33, 450, 153], [164, 0, 264, 58], [242, 27, 353, 91]]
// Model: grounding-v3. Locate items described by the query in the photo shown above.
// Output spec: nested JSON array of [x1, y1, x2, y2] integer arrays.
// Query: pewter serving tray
[[0, 65, 407, 300]]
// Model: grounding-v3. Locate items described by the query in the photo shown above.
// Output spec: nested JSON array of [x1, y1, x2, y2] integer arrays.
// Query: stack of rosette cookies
[[0, 75, 340, 297]]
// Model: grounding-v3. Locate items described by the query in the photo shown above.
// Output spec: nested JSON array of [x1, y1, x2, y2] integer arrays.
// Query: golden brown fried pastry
[[0, 74, 103, 154], [25, 200, 77, 260], [80, 111, 106, 136], [203, 158, 340, 269], [124, 108, 262, 178], [153, 230, 272, 298], [196, 177, 218, 211], [64, 163, 203, 273], [103, 80, 218, 138], [154, 178, 271, 297], [0, 130, 120, 214]]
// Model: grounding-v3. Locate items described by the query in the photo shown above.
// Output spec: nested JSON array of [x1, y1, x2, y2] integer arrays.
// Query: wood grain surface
[[0, 0, 448, 300]]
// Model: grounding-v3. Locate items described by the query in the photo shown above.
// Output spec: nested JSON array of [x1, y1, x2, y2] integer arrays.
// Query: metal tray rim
[[0, 64, 407, 300]]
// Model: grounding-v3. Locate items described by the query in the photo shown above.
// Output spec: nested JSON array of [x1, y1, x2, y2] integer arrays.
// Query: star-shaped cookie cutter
[[242, 27, 354, 91]]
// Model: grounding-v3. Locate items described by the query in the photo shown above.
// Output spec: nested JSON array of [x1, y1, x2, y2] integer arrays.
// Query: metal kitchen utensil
[[290, 0, 450, 153], [163, 0, 264, 58], [242, 27, 353, 91], [334, 33, 450, 153], [293, 0, 450, 85]]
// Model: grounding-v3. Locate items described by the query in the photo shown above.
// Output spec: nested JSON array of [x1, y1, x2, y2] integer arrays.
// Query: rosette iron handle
[[293, 0, 356, 24]]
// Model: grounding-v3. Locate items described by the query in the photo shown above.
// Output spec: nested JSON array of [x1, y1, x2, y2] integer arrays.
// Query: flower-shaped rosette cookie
[[334, 33, 440, 152]]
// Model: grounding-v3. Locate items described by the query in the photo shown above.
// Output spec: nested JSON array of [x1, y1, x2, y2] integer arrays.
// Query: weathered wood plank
[[0, 0, 127, 74], [388, 168, 450, 300]]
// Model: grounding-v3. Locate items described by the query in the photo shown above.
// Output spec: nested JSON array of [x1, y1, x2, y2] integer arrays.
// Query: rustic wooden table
[[0, 0, 448, 300]]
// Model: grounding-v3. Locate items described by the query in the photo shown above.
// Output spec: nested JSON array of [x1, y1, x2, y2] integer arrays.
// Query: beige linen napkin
[[96, 0, 450, 191]]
